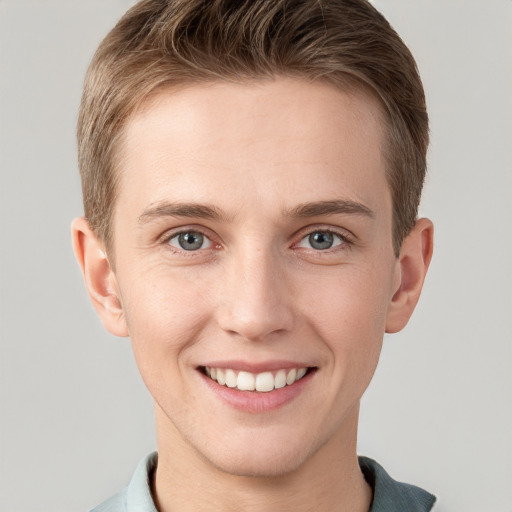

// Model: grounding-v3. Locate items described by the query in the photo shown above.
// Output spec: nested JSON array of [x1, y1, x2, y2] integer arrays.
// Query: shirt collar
[[125, 452, 159, 512], [125, 452, 436, 512], [359, 456, 437, 512]]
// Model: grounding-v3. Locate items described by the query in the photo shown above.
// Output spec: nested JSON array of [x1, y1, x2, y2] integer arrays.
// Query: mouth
[[199, 365, 316, 393]]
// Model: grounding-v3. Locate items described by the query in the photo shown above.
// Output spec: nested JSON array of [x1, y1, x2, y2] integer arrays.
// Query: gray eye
[[297, 230, 344, 251], [308, 231, 334, 250], [169, 231, 212, 251]]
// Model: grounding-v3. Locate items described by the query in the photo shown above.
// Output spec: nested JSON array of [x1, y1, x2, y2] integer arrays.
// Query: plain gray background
[[1, 1, 511, 511]]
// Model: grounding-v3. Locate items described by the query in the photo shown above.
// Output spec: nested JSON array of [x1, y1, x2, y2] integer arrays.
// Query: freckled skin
[[73, 77, 433, 511]]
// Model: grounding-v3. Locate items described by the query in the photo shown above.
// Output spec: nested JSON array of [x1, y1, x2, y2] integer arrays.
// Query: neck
[[152, 403, 372, 512]]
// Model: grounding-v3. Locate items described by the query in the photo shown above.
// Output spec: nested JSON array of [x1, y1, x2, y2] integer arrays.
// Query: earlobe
[[385, 218, 434, 334], [71, 217, 129, 337]]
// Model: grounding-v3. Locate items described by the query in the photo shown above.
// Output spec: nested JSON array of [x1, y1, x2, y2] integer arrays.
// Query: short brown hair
[[78, 0, 428, 256]]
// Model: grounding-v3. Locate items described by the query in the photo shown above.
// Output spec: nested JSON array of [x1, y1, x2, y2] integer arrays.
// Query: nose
[[216, 248, 294, 342]]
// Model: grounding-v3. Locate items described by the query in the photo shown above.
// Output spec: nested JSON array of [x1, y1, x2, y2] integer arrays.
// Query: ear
[[385, 218, 434, 333], [71, 217, 129, 337]]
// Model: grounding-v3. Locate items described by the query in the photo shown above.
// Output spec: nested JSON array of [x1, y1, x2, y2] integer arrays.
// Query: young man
[[72, 0, 435, 510]]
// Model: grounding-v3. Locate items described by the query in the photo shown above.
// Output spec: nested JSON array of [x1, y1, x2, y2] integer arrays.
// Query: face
[[109, 78, 401, 476]]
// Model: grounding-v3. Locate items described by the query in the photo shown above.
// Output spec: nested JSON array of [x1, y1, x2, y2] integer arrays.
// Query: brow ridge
[[285, 199, 375, 219], [138, 201, 226, 223], [138, 198, 374, 225]]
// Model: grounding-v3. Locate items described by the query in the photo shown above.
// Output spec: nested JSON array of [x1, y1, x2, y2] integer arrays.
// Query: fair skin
[[73, 78, 433, 512]]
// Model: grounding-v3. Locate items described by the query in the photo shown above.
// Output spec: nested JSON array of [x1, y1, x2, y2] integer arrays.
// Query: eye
[[297, 230, 345, 251], [168, 231, 212, 251]]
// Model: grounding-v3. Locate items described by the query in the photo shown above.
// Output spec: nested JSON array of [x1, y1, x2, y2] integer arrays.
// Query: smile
[[203, 367, 309, 392]]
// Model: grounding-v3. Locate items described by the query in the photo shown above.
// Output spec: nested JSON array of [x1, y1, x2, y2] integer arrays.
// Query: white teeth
[[296, 367, 307, 380], [286, 368, 297, 385], [274, 369, 287, 389], [205, 366, 310, 392], [225, 369, 237, 388], [217, 368, 226, 386], [255, 372, 274, 392], [237, 371, 255, 391]]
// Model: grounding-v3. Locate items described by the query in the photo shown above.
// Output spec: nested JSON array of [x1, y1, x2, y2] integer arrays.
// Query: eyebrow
[[138, 201, 227, 224], [138, 198, 375, 224], [285, 199, 375, 219]]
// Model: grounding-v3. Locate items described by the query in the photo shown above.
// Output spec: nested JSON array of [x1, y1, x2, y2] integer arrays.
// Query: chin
[[210, 453, 307, 479], [199, 432, 319, 479]]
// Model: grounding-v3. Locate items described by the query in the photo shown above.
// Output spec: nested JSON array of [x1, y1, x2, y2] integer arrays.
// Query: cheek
[[303, 264, 392, 333], [300, 265, 392, 377], [122, 262, 208, 331], [119, 269, 211, 382]]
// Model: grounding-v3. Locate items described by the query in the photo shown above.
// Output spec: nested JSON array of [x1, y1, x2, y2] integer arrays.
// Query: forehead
[[115, 78, 390, 222]]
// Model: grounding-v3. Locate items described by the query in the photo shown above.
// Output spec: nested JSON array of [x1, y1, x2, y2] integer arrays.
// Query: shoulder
[[89, 489, 127, 512], [359, 456, 437, 512], [89, 452, 158, 512]]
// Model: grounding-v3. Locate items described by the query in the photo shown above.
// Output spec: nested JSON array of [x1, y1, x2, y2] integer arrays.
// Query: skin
[[73, 78, 433, 511]]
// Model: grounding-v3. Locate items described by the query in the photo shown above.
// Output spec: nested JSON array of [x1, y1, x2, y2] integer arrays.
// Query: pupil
[[179, 232, 203, 250], [309, 231, 333, 250]]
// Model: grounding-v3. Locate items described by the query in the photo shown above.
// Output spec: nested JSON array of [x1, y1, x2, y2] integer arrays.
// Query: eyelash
[[159, 226, 354, 256], [159, 228, 219, 258], [294, 228, 353, 252]]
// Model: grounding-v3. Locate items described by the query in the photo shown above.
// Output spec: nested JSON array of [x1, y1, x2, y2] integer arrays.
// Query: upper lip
[[198, 360, 314, 373]]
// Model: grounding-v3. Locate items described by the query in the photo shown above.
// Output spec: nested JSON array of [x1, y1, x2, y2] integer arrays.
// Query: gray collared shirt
[[90, 452, 437, 512]]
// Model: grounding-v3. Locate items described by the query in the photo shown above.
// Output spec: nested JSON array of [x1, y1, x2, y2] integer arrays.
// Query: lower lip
[[199, 369, 315, 413]]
